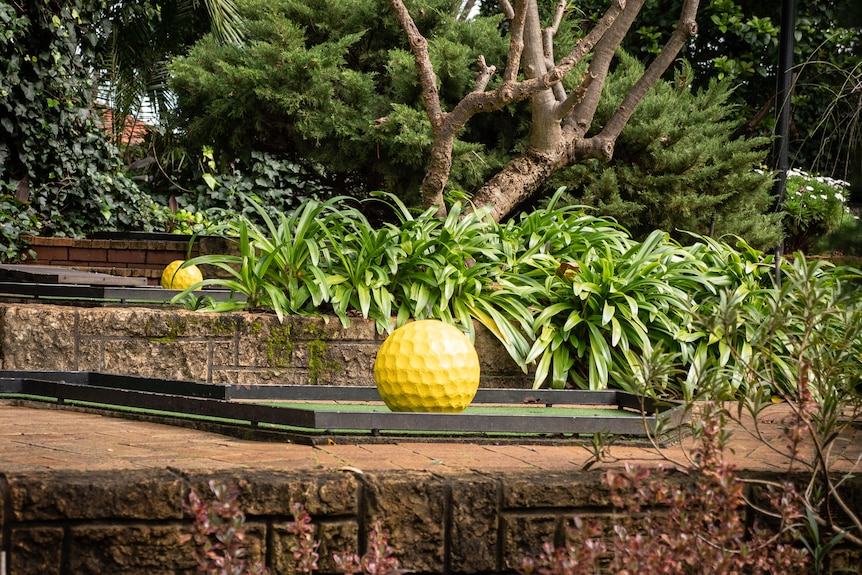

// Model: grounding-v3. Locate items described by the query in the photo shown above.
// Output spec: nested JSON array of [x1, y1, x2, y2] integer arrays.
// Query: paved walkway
[[1, 401, 859, 476]]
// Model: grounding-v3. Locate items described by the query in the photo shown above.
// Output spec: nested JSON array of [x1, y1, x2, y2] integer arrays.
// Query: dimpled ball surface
[[374, 320, 480, 412], [160, 260, 203, 290]]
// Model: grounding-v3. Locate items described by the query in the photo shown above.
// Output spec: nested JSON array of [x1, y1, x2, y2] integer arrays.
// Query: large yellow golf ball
[[160, 260, 203, 290], [373, 319, 481, 412]]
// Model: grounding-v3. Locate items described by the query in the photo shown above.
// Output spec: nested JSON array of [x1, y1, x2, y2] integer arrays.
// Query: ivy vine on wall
[[0, 1, 158, 261]]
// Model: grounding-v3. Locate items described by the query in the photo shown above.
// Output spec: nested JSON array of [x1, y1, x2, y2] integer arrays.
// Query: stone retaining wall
[[0, 304, 529, 388], [5, 466, 860, 575], [0, 467, 630, 575]]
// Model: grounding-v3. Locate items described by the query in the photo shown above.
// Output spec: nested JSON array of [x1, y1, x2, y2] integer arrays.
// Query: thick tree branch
[[564, 0, 699, 163], [547, 0, 566, 37], [390, 0, 444, 127], [551, 0, 629, 120], [522, 0, 547, 79], [457, 0, 477, 22], [543, 0, 567, 102], [597, 0, 700, 145], [557, 72, 595, 123], [523, 0, 559, 150], [474, 55, 496, 92], [732, 90, 776, 139], [501, 0, 527, 84], [469, 149, 564, 222], [567, 0, 647, 136], [541, 0, 566, 64], [390, 0, 451, 213]]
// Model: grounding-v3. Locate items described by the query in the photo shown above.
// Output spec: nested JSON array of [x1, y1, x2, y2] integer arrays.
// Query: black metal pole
[[772, 0, 798, 287]]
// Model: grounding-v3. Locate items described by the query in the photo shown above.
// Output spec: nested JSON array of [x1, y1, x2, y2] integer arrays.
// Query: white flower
[[819, 175, 850, 189]]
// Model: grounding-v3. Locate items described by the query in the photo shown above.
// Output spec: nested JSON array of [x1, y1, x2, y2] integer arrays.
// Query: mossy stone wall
[[0, 304, 530, 388]]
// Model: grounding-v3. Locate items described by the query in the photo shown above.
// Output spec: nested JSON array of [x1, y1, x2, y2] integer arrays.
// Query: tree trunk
[[392, 0, 701, 221], [472, 147, 566, 221]]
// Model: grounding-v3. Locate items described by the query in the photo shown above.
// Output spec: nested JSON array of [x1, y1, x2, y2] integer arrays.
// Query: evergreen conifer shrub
[[551, 53, 783, 250]]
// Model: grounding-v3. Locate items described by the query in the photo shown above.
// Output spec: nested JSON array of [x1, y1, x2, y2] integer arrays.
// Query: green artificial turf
[[252, 400, 641, 417]]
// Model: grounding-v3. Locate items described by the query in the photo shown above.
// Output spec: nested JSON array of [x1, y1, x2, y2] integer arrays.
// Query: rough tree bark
[[390, 0, 701, 221]]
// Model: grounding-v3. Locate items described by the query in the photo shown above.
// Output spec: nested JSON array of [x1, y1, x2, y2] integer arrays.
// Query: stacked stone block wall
[[0, 304, 530, 388], [1, 468, 613, 575], [3, 467, 859, 574]]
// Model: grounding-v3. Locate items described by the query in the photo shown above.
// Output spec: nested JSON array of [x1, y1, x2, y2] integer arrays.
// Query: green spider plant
[[172, 196, 344, 321], [522, 230, 706, 392]]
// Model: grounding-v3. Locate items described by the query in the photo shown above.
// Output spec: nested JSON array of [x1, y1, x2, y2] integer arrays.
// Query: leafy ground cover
[[172, 190, 862, 402]]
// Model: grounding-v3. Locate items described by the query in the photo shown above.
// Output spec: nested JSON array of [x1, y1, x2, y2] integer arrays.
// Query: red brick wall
[[20, 236, 199, 284]]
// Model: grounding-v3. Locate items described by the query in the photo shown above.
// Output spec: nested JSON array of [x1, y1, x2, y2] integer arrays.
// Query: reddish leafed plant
[[332, 520, 403, 575], [286, 502, 321, 574], [516, 517, 606, 575], [519, 405, 811, 575], [185, 486, 402, 575], [182, 480, 269, 575]]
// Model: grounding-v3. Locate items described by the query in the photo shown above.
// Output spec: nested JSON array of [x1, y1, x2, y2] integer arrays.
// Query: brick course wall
[[0, 467, 621, 575], [19, 236, 200, 284], [0, 467, 613, 575]]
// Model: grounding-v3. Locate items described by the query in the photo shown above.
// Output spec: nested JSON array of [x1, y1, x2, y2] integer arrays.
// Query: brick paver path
[[1, 402, 859, 476]]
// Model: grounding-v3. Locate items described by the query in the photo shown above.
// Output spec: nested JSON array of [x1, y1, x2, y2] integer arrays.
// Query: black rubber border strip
[[0, 370, 687, 437]]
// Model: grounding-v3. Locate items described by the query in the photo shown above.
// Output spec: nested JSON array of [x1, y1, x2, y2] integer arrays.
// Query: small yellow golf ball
[[160, 260, 203, 290], [373, 319, 481, 412]]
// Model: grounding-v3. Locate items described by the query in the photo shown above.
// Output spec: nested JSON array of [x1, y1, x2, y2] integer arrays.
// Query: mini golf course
[[0, 370, 687, 445]]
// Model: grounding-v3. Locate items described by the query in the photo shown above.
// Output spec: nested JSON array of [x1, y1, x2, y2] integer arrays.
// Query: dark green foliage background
[[168, 0, 514, 203], [0, 1, 157, 241], [565, 0, 861, 186], [551, 53, 783, 249], [169, 0, 784, 251], [3, 0, 858, 260]]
